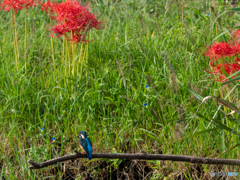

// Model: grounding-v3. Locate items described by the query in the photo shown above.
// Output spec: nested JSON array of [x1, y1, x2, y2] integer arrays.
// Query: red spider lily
[[41, 0, 103, 43], [204, 41, 240, 61], [204, 30, 240, 82], [70, 34, 87, 43], [209, 62, 240, 82], [41, 1, 56, 14], [0, 0, 42, 12], [51, 24, 69, 37]]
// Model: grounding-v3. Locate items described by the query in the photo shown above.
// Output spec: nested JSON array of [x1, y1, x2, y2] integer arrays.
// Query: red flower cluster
[[0, 0, 42, 12], [205, 42, 240, 61], [205, 30, 240, 82], [208, 61, 240, 81], [41, 0, 103, 43]]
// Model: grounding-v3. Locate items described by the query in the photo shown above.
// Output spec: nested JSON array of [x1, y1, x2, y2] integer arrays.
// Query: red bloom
[[208, 61, 240, 82], [41, 0, 103, 43], [51, 24, 68, 37], [205, 41, 240, 61], [0, 0, 42, 13], [41, 1, 56, 14], [205, 30, 240, 82]]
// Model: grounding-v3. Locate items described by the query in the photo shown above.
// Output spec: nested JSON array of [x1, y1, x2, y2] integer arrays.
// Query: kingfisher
[[76, 131, 93, 160]]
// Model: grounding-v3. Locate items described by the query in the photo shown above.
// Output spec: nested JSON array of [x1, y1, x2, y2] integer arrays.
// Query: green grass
[[1, 0, 240, 179]]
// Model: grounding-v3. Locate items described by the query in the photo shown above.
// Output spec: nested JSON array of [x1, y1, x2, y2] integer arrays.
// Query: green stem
[[77, 44, 83, 79], [78, 44, 83, 78], [14, 13, 19, 70], [11, 11, 17, 70], [50, 19, 55, 71], [24, 9, 27, 72]]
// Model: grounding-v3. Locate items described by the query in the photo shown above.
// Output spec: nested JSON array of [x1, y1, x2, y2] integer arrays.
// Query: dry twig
[[28, 150, 240, 169]]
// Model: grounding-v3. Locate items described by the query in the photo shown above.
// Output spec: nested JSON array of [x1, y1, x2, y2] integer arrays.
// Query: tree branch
[[28, 150, 240, 169]]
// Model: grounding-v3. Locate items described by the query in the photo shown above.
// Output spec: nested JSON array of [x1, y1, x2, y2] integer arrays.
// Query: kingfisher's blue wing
[[85, 138, 92, 160], [88, 139, 92, 147]]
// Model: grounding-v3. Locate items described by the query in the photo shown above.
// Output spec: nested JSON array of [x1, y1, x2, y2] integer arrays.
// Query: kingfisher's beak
[[76, 135, 80, 138]]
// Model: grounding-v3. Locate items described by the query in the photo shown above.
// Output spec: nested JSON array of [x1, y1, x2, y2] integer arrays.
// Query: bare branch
[[28, 150, 240, 169]]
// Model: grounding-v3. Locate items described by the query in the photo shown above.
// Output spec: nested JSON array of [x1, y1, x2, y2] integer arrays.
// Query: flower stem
[[80, 44, 84, 79], [24, 9, 27, 72], [78, 43, 83, 78], [50, 19, 55, 71], [68, 39, 71, 78], [83, 42, 88, 77], [11, 11, 17, 70], [182, 0, 184, 36], [65, 39, 68, 81], [86, 34, 89, 77], [14, 13, 19, 70]]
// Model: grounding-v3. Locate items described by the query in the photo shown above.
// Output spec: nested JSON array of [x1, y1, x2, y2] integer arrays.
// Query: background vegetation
[[1, 0, 240, 179]]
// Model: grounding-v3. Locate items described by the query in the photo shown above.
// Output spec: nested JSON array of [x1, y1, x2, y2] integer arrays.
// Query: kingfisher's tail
[[87, 153, 92, 160]]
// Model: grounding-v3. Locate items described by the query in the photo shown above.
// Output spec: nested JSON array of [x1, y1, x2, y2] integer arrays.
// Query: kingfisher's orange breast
[[80, 144, 86, 153]]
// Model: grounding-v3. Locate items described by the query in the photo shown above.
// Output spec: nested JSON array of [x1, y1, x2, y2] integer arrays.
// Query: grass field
[[1, 0, 240, 179]]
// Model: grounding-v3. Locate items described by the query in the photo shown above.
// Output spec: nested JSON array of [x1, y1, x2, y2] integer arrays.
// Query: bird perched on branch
[[76, 131, 92, 160]]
